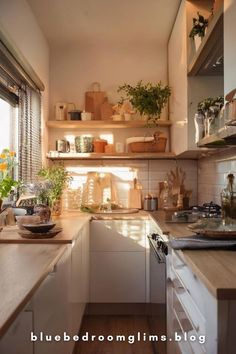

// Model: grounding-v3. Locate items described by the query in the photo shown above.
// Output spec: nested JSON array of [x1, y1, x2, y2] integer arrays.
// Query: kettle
[[54, 102, 76, 121]]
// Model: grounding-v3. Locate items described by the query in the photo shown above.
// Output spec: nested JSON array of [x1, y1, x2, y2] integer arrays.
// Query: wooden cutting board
[[128, 178, 142, 209], [101, 99, 113, 120], [85, 82, 107, 120]]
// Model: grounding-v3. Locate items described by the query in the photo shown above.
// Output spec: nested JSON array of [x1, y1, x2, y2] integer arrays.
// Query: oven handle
[[148, 237, 166, 264]]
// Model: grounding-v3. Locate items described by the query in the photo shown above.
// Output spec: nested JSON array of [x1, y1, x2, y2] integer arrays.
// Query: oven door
[[148, 236, 167, 354]]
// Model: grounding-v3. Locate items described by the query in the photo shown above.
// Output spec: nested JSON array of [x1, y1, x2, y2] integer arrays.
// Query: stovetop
[[171, 202, 221, 223]]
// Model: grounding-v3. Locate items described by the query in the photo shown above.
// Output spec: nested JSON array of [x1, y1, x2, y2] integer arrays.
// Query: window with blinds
[[0, 39, 43, 183]]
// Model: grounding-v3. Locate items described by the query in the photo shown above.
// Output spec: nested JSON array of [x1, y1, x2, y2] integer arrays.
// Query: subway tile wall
[[198, 148, 236, 205], [63, 159, 198, 208]]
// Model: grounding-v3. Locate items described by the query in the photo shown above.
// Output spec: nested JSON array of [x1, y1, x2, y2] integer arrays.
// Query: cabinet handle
[[49, 264, 57, 275], [167, 277, 185, 294]]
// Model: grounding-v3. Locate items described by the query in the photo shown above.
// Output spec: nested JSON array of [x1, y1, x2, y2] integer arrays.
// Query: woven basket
[[128, 132, 167, 153]]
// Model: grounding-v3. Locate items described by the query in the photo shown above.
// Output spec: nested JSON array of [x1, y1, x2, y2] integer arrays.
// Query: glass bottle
[[221, 173, 236, 220]]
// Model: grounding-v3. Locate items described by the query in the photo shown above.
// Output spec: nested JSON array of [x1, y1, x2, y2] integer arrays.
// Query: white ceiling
[[27, 0, 181, 46]]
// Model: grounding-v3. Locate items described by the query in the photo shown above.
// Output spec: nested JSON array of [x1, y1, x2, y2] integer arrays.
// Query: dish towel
[[169, 235, 236, 250]]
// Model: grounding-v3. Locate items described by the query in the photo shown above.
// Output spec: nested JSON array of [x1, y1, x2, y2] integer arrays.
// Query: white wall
[[50, 41, 168, 118], [198, 148, 236, 205], [61, 159, 198, 209], [0, 0, 50, 161]]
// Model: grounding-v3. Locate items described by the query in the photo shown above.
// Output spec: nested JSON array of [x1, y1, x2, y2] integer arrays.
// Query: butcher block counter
[[0, 213, 91, 244], [151, 211, 236, 300], [0, 243, 66, 337]]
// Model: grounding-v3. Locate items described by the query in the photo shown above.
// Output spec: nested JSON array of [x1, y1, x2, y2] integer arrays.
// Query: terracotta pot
[[93, 140, 108, 153]]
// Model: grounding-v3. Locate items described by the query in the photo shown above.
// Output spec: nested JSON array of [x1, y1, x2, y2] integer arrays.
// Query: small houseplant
[[0, 149, 18, 210], [189, 12, 208, 39], [118, 81, 171, 125], [197, 96, 224, 136], [38, 165, 71, 216]]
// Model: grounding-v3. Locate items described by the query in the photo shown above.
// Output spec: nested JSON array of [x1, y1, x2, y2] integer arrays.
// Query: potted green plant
[[38, 165, 71, 216], [197, 96, 224, 136], [189, 12, 208, 50], [0, 149, 19, 210], [118, 80, 171, 126]]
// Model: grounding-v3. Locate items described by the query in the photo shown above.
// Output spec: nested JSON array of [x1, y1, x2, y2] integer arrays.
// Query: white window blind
[[0, 39, 43, 183], [18, 86, 42, 182]]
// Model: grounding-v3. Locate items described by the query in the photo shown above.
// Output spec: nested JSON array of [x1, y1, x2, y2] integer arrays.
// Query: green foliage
[[118, 81, 171, 125], [189, 12, 208, 38], [197, 96, 224, 115], [0, 149, 19, 200], [38, 165, 72, 207]]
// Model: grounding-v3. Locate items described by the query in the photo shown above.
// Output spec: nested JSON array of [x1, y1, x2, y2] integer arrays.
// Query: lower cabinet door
[[70, 231, 84, 337], [0, 310, 33, 354], [33, 247, 72, 354], [90, 252, 146, 303]]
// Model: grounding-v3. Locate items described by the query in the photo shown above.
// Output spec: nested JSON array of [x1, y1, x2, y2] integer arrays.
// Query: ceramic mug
[[115, 142, 125, 153], [81, 112, 92, 121]]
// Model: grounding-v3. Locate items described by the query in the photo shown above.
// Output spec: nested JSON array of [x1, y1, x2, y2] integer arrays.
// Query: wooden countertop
[[0, 243, 66, 337], [151, 211, 236, 300], [0, 214, 91, 243], [0, 210, 148, 337]]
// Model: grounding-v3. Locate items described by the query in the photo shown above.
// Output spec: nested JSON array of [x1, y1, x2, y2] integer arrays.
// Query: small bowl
[[16, 215, 41, 230], [22, 222, 56, 233]]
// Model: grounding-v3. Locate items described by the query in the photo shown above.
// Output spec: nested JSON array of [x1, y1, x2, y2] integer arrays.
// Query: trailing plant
[[38, 165, 72, 207], [118, 81, 171, 125], [189, 12, 208, 38]]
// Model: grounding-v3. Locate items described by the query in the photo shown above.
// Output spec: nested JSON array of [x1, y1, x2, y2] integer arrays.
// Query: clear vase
[[204, 113, 216, 136], [51, 198, 62, 217]]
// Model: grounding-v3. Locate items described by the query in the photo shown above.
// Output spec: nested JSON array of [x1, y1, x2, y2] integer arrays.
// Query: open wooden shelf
[[47, 152, 176, 160], [46, 120, 172, 129], [198, 126, 236, 147], [188, 8, 223, 76]]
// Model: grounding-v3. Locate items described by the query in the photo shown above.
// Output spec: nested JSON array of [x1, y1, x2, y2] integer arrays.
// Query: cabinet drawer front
[[169, 267, 206, 337], [172, 251, 207, 316], [172, 291, 206, 354], [91, 220, 146, 251]]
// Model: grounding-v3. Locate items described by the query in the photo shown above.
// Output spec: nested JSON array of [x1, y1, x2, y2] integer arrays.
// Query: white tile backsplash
[[198, 148, 236, 205], [60, 158, 198, 208]]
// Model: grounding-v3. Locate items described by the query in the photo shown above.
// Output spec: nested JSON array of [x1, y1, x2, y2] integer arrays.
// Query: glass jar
[[221, 174, 236, 220], [194, 112, 205, 143]]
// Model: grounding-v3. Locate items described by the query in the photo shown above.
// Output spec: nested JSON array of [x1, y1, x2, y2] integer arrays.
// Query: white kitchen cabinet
[[0, 308, 33, 354], [167, 251, 218, 354], [90, 220, 148, 303], [81, 222, 90, 305], [90, 252, 146, 303], [224, 0, 236, 94], [168, 0, 224, 156], [69, 222, 90, 336], [33, 246, 71, 354]]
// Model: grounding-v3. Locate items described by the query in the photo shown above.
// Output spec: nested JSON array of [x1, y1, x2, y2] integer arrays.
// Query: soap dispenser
[[221, 173, 236, 220]]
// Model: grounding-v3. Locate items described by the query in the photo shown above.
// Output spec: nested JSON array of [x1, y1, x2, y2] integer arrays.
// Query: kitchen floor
[[75, 315, 165, 354]]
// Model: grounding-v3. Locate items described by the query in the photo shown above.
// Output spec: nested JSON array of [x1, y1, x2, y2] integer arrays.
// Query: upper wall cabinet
[[224, 0, 236, 95], [168, 0, 224, 156]]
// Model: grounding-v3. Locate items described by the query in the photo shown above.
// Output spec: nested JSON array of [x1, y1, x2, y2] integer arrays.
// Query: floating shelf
[[188, 8, 223, 76], [46, 120, 172, 129], [47, 152, 176, 160], [198, 126, 236, 147]]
